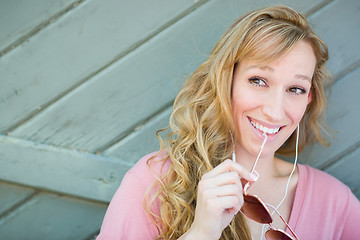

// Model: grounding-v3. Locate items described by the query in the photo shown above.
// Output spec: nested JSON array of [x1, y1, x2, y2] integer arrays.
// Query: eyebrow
[[246, 65, 312, 83], [294, 74, 312, 82]]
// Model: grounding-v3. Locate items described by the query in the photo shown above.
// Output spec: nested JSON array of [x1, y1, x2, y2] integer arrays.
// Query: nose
[[262, 90, 285, 122]]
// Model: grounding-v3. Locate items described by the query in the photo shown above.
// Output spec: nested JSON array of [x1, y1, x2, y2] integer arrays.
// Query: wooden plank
[[0, 192, 107, 240], [0, 0, 78, 53], [300, 66, 360, 168], [0, 135, 133, 202], [354, 188, 360, 201], [103, 106, 172, 163], [325, 147, 360, 199], [0, 181, 35, 215], [11, 0, 326, 152], [0, 0, 196, 132], [308, 0, 360, 77]]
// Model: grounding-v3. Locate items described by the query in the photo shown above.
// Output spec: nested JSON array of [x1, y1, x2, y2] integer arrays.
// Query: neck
[[234, 144, 282, 179]]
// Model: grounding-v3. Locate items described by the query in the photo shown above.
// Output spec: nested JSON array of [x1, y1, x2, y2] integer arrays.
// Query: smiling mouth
[[250, 119, 282, 135]]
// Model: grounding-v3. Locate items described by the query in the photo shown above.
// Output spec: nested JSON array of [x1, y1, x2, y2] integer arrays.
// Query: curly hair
[[146, 5, 332, 239]]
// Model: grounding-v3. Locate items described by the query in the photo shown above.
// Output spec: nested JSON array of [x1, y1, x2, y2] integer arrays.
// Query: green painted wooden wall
[[0, 0, 359, 239]]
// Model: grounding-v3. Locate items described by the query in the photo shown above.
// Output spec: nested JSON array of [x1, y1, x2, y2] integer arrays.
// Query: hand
[[183, 159, 256, 240]]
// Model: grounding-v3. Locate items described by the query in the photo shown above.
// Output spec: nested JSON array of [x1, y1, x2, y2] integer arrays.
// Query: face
[[231, 40, 316, 158]]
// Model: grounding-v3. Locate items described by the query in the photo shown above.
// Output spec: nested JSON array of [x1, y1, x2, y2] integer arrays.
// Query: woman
[[97, 6, 360, 240]]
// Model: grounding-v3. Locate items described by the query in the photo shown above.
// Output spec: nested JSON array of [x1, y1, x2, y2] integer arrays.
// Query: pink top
[[97, 152, 360, 240]]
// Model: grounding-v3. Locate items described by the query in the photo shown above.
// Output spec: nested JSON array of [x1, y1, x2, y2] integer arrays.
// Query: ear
[[307, 91, 312, 104]]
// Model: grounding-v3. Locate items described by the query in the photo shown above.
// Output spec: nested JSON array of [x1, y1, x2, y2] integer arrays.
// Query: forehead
[[238, 41, 316, 81]]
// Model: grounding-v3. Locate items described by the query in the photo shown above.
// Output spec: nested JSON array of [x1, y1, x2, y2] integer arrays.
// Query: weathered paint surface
[[1, 0, 359, 238], [0, 0, 196, 132], [0, 188, 107, 240], [0, 135, 132, 202], [0, 0, 79, 53]]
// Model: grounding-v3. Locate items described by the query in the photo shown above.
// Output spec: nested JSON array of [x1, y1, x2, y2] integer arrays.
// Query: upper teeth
[[251, 120, 280, 134]]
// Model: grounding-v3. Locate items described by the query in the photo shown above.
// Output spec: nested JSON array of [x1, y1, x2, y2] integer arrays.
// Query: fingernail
[[250, 171, 259, 181]]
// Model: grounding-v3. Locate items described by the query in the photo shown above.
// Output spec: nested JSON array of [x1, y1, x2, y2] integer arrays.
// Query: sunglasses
[[241, 180, 299, 240], [231, 132, 299, 240]]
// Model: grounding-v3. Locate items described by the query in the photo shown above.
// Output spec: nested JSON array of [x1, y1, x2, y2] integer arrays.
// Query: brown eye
[[288, 87, 307, 95], [249, 77, 266, 86]]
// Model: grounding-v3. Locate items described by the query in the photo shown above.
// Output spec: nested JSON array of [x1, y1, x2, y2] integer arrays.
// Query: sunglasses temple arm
[[265, 203, 300, 240]]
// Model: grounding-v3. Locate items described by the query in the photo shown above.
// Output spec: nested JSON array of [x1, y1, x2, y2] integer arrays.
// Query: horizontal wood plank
[[0, 192, 106, 240], [0, 0, 78, 53], [325, 147, 360, 199], [11, 0, 326, 153], [308, 0, 360, 77], [300, 66, 360, 168], [0, 0, 196, 132], [103, 106, 172, 163], [0, 135, 133, 202], [0, 181, 35, 215], [1, 1, 359, 238]]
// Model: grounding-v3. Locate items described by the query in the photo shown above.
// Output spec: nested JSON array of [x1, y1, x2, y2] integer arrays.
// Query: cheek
[[232, 90, 259, 118], [286, 100, 309, 124]]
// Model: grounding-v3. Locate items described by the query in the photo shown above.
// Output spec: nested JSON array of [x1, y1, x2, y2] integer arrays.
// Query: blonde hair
[[147, 5, 331, 239]]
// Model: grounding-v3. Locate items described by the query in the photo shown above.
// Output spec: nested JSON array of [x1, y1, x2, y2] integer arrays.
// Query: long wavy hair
[[146, 5, 331, 239]]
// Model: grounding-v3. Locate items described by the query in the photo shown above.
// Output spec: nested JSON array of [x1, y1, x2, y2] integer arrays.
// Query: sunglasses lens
[[265, 229, 292, 240], [241, 195, 272, 223]]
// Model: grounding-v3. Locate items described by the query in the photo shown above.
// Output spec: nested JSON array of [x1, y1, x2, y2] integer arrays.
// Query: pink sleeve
[[96, 154, 164, 240], [340, 188, 360, 238]]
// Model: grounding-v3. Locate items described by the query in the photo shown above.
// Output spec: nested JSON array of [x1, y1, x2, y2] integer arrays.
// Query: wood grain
[[10, 0, 326, 153], [0, 135, 132, 202], [0, 0, 196, 132], [300, 66, 360, 169], [0, 192, 106, 240], [0, 181, 36, 215], [0, 0, 79, 53]]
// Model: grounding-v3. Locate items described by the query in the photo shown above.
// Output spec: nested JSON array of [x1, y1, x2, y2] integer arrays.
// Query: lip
[[248, 117, 285, 141]]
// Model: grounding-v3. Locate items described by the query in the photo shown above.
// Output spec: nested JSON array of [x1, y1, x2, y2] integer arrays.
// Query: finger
[[199, 186, 244, 213], [214, 184, 243, 198], [200, 171, 242, 189], [203, 159, 256, 182], [204, 195, 242, 213], [199, 183, 242, 199], [227, 206, 239, 215]]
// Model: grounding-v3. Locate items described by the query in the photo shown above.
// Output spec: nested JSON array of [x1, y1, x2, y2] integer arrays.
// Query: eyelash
[[248, 77, 308, 95], [249, 77, 266, 87], [289, 86, 308, 95]]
